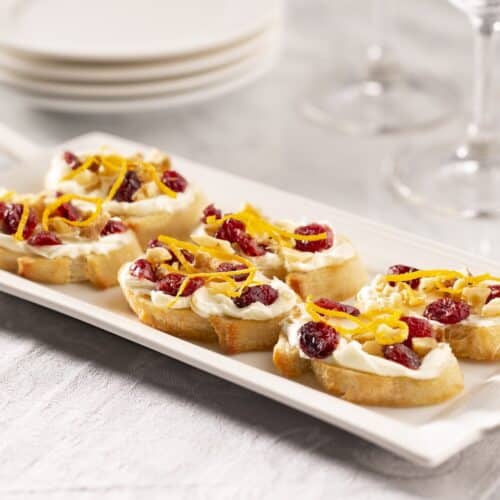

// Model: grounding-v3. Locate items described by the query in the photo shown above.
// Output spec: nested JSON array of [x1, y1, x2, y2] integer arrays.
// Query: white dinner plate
[[7, 49, 278, 113], [0, 0, 282, 62], [0, 39, 280, 98], [0, 130, 498, 467], [0, 24, 280, 83]]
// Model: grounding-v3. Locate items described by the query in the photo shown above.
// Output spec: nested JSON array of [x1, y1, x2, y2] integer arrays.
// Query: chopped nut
[[48, 218, 78, 236], [481, 297, 500, 317], [146, 246, 172, 264], [75, 170, 99, 190], [411, 337, 438, 357], [362, 340, 384, 357], [462, 285, 490, 314]]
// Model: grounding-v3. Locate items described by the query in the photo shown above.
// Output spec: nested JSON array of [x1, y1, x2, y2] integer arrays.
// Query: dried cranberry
[[101, 219, 127, 236], [201, 204, 222, 223], [487, 285, 500, 303], [314, 298, 360, 316], [215, 218, 246, 243], [299, 321, 339, 359], [156, 273, 204, 297], [236, 233, 267, 257], [54, 201, 80, 221], [129, 259, 156, 282], [387, 264, 420, 289], [216, 262, 249, 282], [383, 344, 421, 369], [27, 231, 62, 246], [423, 298, 470, 324], [113, 171, 141, 202], [232, 284, 278, 308], [0, 202, 6, 220], [63, 151, 81, 170], [400, 316, 433, 347], [294, 223, 333, 252], [161, 170, 188, 193], [2, 204, 37, 239], [147, 238, 163, 249]]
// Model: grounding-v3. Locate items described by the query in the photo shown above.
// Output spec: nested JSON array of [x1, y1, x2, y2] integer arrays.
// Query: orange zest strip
[[13, 202, 30, 241], [205, 204, 329, 248], [304, 297, 408, 344], [42, 194, 103, 230], [156, 235, 260, 305], [384, 269, 500, 295], [60, 153, 178, 199]]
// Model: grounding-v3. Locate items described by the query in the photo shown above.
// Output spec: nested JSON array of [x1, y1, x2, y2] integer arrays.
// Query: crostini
[[191, 203, 367, 301], [358, 265, 500, 361], [119, 235, 298, 353], [0, 191, 141, 287], [273, 297, 464, 406], [45, 149, 206, 248]]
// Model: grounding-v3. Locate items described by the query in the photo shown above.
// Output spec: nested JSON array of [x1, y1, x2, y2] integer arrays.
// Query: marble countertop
[[0, 0, 499, 498]]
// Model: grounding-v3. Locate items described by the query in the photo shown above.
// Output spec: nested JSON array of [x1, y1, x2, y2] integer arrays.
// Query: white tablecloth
[[0, 1, 499, 498]]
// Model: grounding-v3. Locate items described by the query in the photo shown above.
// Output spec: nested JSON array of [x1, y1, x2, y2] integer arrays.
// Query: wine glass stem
[[468, 16, 497, 144], [366, 0, 398, 83]]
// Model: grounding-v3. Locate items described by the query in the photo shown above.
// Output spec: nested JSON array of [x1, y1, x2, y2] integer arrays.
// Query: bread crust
[[121, 285, 216, 342], [124, 190, 207, 249], [444, 322, 500, 361], [0, 234, 141, 288], [286, 254, 367, 301], [209, 313, 287, 354], [272, 334, 464, 407]]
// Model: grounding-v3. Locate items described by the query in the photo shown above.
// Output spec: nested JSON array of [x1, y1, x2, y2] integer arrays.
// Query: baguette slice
[[121, 283, 288, 353], [443, 322, 500, 361], [0, 233, 141, 288], [273, 334, 464, 407], [286, 253, 368, 301]]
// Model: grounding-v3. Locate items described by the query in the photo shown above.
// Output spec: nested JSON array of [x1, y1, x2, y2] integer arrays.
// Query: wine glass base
[[302, 74, 457, 135], [390, 141, 500, 218]]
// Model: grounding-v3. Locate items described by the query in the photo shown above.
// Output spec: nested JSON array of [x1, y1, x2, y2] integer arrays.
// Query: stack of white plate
[[0, 0, 282, 113]]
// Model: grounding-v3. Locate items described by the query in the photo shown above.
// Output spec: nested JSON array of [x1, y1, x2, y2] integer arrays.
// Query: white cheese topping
[[118, 261, 190, 310], [0, 230, 136, 259], [282, 308, 457, 380], [281, 236, 356, 272], [45, 149, 198, 217], [191, 275, 297, 320]]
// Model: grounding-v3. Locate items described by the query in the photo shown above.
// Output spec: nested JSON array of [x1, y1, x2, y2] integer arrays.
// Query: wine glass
[[390, 1, 500, 217], [302, 0, 457, 135]]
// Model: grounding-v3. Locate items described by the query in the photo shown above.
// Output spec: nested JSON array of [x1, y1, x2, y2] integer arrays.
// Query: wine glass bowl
[[302, 0, 458, 135], [390, 0, 500, 217]]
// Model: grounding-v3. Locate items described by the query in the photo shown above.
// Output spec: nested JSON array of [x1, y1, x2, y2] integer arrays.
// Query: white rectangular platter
[[0, 132, 499, 467]]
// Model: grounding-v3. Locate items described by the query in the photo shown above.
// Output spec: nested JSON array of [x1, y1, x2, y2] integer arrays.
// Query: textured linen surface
[[0, 0, 499, 498]]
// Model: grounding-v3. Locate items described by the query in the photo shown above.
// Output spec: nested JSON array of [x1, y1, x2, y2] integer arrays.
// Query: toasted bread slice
[[443, 322, 500, 361], [273, 334, 464, 407], [286, 254, 368, 301], [8, 234, 142, 288], [124, 190, 207, 248]]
